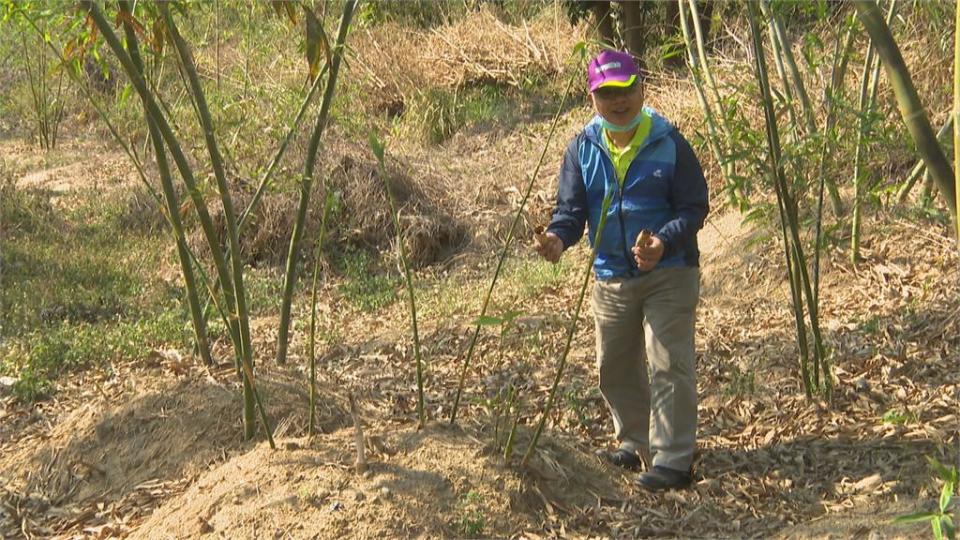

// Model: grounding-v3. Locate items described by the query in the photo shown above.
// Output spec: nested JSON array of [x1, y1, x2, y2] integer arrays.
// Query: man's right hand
[[533, 231, 564, 263]]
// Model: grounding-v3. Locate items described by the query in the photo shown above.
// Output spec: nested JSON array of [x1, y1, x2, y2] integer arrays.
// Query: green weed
[[457, 490, 486, 537], [335, 249, 399, 312], [1, 310, 188, 403], [723, 365, 757, 398], [893, 457, 957, 540], [881, 408, 916, 425]]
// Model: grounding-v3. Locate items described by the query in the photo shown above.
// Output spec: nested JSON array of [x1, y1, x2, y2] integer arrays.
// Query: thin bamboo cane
[[162, 4, 263, 440], [200, 65, 329, 335], [814, 24, 856, 307], [748, 3, 830, 397], [276, 0, 357, 366], [677, 0, 742, 208], [762, 0, 817, 134], [851, 41, 878, 264], [19, 28, 43, 149], [955, 0, 960, 244], [238, 67, 327, 232], [448, 45, 584, 425], [372, 136, 426, 428], [686, 0, 731, 141], [897, 117, 953, 203], [765, 10, 802, 142], [854, 0, 957, 217], [308, 193, 334, 437], [852, 0, 897, 264], [755, 60, 815, 395], [119, 1, 213, 367], [761, 0, 845, 215], [82, 2, 274, 444], [520, 191, 615, 467]]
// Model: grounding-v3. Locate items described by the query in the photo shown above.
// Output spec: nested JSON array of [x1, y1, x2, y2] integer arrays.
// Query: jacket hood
[[583, 107, 674, 152]]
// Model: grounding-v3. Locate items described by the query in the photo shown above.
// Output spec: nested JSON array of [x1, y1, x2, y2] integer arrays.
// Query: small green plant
[[893, 458, 957, 539], [11, 368, 52, 403], [397, 87, 462, 145], [457, 491, 486, 537], [563, 383, 591, 430], [881, 408, 917, 425], [370, 133, 426, 427], [723, 365, 757, 398], [336, 250, 399, 312]]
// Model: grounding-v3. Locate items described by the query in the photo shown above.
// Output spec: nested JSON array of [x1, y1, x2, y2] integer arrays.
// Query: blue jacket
[[546, 108, 709, 280]]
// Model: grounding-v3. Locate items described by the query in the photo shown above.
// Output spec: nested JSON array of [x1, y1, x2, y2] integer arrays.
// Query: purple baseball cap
[[587, 50, 639, 93]]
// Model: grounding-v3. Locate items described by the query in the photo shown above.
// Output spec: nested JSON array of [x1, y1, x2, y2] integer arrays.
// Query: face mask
[[600, 112, 644, 133]]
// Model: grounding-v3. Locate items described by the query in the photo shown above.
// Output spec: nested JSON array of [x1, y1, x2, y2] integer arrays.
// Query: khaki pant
[[591, 266, 699, 471]]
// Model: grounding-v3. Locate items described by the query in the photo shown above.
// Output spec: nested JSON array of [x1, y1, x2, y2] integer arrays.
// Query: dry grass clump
[[351, 7, 584, 117], [326, 154, 466, 269], [421, 6, 570, 89], [186, 150, 465, 269]]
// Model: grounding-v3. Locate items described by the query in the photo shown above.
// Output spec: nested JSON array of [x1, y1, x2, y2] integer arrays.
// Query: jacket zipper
[[617, 182, 635, 271]]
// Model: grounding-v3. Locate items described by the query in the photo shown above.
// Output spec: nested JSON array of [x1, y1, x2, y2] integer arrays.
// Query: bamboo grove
[[4, 0, 958, 463]]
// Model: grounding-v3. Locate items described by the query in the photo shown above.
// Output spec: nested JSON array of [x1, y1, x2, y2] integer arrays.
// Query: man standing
[[534, 50, 708, 491]]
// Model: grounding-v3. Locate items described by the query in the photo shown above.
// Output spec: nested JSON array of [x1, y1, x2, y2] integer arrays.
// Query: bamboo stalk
[[761, 0, 845, 215], [161, 3, 264, 441], [371, 135, 426, 428], [955, 0, 960, 244], [762, 0, 817, 134], [764, 6, 802, 142], [520, 191, 615, 467], [854, 0, 957, 217], [851, 37, 878, 264], [276, 0, 357, 366], [814, 23, 856, 307], [449, 44, 584, 425], [750, 10, 813, 395], [119, 1, 213, 367], [82, 2, 273, 445], [748, 2, 830, 397], [897, 117, 953, 203], [852, 0, 897, 264], [200, 64, 329, 335], [238, 66, 327, 232], [686, 0, 731, 141], [677, 0, 742, 208], [308, 193, 334, 436]]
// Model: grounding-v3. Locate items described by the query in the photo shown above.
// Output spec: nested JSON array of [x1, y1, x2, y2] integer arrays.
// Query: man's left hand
[[632, 235, 664, 271]]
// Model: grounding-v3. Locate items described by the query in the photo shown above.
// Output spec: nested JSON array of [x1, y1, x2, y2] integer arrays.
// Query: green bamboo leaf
[[933, 516, 944, 540], [368, 132, 385, 164], [500, 310, 522, 323], [941, 481, 954, 513], [572, 40, 586, 58], [893, 512, 937, 524], [473, 315, 504, 327], [303, 4, 329, 82], [928, 457, 960, 485], [943, 515, 955, 540]]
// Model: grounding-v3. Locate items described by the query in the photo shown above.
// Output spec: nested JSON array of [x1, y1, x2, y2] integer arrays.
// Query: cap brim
[[594, 74, 637, 90]]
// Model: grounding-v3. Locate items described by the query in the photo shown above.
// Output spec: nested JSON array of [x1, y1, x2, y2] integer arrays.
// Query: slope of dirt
[[131, 425, 620, 540], [2, 139, 139, 197], [0, 360, 349, 538]]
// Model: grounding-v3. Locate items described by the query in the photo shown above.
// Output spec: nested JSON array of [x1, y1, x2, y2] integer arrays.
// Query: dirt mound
[[132, 424, 620, 539], [0, 364, 348, 538]]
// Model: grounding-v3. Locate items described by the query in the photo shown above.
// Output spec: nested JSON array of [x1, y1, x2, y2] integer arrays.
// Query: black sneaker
[[635, 465, 692, 491], [595, 448, 642, 470]]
